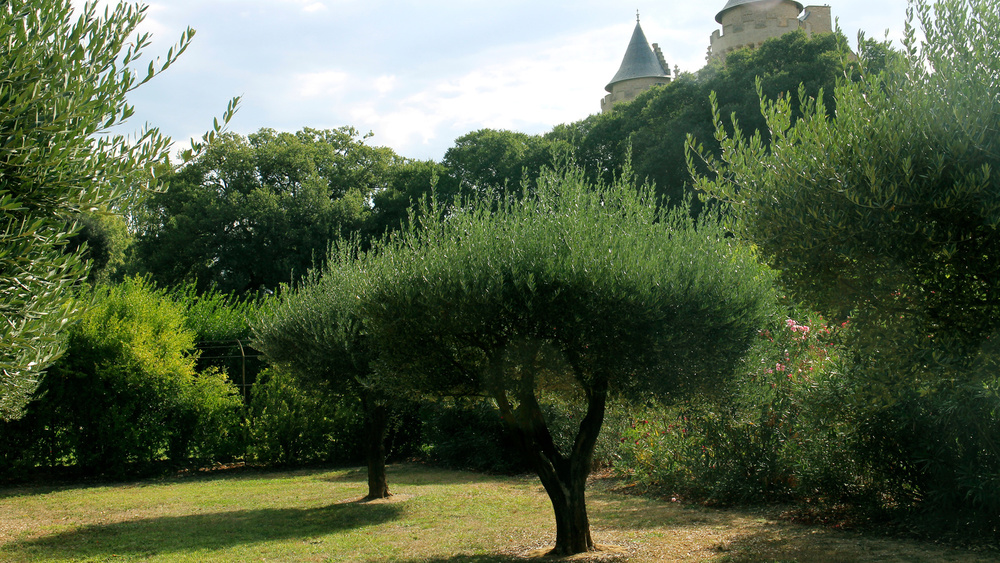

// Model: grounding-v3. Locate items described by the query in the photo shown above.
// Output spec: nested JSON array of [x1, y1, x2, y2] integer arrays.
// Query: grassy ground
[[0, 464, 996, 562]]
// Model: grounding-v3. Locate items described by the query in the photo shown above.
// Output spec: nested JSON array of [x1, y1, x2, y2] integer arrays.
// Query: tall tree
[[443, 129, 570, 199], [357, 165, 776, 555], [132, 127, 399, 295], [0, 0, 233, 420]]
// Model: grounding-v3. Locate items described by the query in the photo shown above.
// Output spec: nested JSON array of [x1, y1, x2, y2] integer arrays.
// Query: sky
[[80, 0, 913, 162]]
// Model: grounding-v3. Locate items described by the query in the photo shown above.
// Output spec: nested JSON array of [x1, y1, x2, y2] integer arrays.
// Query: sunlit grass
[[0, 464, 990, 562]]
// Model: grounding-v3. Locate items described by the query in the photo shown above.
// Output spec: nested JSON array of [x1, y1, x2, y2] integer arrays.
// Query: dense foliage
[[0, 278, 244, 476], [246, 368, 365, 466], [131, 127, 398, 295], [171, 283, 266, 400], [691, 0, 1000, 530]]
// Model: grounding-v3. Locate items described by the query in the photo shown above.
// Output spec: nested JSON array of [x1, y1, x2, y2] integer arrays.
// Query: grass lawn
[[0, 463, 995, 562]]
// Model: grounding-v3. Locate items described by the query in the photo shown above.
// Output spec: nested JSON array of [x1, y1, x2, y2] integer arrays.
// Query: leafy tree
[[364, 159, 459, 240], [443, 128, 570, 199], [63, 212, 132, 284], [356, 165, 776, 555], [132, 127, 399, 295], [0, 0, 233, 421], [253, 242, 394, 499], [691, 0, 1000, 516]]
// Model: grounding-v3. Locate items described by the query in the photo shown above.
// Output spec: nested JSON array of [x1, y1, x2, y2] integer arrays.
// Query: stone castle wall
[[800, 5, 832, 35], [710, 3, 833, 60]]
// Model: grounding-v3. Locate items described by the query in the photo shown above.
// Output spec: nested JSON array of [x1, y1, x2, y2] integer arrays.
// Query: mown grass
[[0, 464, 994, 562]]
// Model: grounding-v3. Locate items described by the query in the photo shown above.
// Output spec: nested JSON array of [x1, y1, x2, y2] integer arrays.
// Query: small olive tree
[[253, 244, 393, 499], [356, 165, 776, 555]]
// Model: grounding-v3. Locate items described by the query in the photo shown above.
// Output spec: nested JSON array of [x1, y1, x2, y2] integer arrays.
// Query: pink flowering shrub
[[614, 310, 854, 503]]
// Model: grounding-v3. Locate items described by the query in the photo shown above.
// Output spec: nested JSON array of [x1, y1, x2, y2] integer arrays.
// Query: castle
[[602, 1, 833, 113]]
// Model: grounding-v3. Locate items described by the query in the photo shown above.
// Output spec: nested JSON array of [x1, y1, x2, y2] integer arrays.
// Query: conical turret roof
[[605, 21, 668, 93], [715, 0, 804, 23]]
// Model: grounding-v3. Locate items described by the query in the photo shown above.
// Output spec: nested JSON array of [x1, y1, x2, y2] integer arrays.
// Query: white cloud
[[350, 26, 625, 157], [374, 75, 397, 96], [294, 70, 350, 98], [351, 102, 443, 151], [277, 0, 331, 13]]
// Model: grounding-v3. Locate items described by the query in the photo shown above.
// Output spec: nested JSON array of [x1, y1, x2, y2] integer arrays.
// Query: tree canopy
[[132, 127, 399, 295]]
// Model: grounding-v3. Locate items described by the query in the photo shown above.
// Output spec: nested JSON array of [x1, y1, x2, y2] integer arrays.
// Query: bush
[[246, 367, 421, 467], [0, 278, 244, 477], [614, 312, 849, 504], [614, 308, 1000, 538], [171, 283, 266, 400], [246, 368, 364, 466]]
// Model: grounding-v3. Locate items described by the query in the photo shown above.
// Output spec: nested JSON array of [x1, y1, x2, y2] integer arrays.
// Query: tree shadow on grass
[[322, 464, 534, 488], [390, 550, 631, 563], [0, 463, 335, 500], [392, 557, 527, 563], [2, 502, 404, 560]]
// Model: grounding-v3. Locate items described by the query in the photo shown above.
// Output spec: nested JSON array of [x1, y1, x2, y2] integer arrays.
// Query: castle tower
[[601, 16, 671, 114], [709, 0, 833, 61]]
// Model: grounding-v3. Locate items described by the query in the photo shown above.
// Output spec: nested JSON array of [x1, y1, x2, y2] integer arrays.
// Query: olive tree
[[253, 243, 393, 499], [0, 0, 235, 420], [356, 165, 775, 555]]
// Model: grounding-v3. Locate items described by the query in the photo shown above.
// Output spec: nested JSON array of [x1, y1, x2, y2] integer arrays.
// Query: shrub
[[246, 368, 364, 466], [615, 312, 849, 504], [172, 283, 266, 400], [0, 278, 243, 477]]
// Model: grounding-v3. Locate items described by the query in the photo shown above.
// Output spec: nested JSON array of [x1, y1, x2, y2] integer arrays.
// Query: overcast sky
[[86, 0, 913, 161]]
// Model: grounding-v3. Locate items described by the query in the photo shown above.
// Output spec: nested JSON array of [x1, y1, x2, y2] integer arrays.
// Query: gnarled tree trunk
[[492, 347, 609, 556]]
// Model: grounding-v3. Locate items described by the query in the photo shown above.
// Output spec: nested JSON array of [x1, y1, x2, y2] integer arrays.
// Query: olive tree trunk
[[492, 358, 608, 556], [361, 391, 391, 500]]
